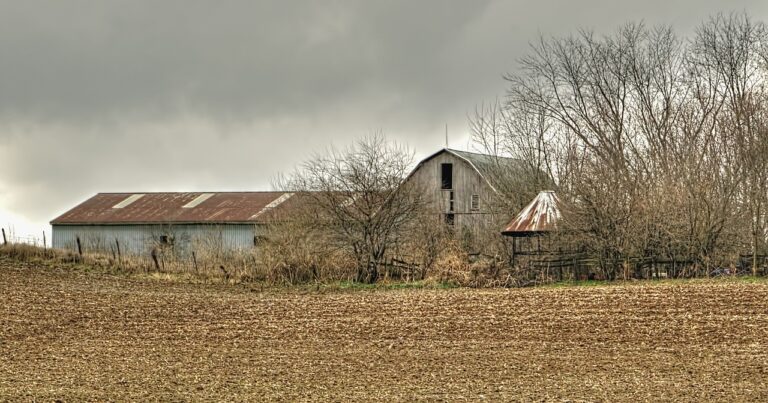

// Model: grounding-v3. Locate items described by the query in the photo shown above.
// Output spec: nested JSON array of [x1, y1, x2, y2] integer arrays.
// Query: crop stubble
[[1, 258, 767, 401]]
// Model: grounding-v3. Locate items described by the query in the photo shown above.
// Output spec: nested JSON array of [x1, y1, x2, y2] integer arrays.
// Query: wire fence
[[0, 227, 48, 248]]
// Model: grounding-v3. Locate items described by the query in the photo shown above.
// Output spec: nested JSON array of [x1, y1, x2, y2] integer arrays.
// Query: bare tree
[[470, 101, 560, 213], [279, 134, 425, 283], [693, 13, 768, 274], [476, 13, 768, 279], [256, 203, 356, 284]]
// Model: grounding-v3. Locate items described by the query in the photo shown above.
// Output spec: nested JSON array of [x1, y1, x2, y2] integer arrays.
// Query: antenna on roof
[[445, 123, 449, 148]]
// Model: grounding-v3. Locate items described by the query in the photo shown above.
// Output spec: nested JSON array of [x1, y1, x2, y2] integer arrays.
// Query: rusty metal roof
[[51, 192, 296, 225], [502, 191, 561, 236]]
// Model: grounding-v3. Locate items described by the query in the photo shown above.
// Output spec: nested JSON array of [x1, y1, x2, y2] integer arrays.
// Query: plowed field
[[1, 257, 768, 401]]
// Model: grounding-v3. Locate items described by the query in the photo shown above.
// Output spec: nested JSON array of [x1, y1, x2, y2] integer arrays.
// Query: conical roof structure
[[501, 191, 561, 237]]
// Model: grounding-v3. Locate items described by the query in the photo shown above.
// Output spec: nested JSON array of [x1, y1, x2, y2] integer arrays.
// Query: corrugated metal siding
[[52, 224, 262, 257]]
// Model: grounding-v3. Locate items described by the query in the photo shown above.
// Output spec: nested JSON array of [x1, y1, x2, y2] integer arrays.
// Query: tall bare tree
[[693, 13, 768, 274], [474, 13, 768, 278], [279, 134, 425, 283]]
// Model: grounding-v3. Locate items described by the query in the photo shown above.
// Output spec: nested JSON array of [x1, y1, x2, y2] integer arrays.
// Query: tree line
[[261, 13, 768, 284], [472, 13, 768, 279]]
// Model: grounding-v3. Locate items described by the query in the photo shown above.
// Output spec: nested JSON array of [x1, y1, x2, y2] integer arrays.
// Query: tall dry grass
[[0, 238, 358, 285], [0, 242, 263, 283], [0, 223, 521, 287]]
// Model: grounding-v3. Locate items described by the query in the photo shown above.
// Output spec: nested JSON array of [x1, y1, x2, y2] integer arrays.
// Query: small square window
[[159, 235, 173, 245], [471, 194, 480, 211]]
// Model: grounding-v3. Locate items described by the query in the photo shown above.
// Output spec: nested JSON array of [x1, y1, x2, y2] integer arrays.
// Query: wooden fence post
[[510, 238, 516, 267], [42, 231, 47, 249], [115, 238, 121, 265], [1, 228, 6, 246], [151, 248, 160, 271], [76, 236, 83, 257]]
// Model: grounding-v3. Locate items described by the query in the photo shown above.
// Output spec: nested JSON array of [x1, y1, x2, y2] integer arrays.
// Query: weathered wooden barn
[[403, 148, 522, 235], [51, 192, 294, 256]]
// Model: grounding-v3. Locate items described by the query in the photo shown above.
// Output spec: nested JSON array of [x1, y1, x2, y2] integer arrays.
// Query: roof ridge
[[446, 148, 522, 161], [95, 191, 285, 195]]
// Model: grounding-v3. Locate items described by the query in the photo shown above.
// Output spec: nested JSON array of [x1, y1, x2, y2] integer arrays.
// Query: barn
[[403, 148, 523, 233], [50, 192, 294, 257]]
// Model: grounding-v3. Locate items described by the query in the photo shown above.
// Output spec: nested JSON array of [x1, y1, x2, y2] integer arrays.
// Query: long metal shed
[[50, 192, 294, 256]]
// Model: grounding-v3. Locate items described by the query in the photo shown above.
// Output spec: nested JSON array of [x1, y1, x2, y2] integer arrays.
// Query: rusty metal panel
[[502, 191, 561, 236], [51, 192, 291, 225]]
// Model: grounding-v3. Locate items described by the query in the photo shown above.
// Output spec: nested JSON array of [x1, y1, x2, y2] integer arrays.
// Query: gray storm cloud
[[1, 0, 767, 236]]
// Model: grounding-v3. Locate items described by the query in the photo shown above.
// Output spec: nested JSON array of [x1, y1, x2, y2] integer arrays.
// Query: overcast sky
[[1, 0, 767, 239]]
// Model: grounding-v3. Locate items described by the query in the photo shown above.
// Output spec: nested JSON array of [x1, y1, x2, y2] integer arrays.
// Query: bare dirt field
[[1, 256, 768, 401]]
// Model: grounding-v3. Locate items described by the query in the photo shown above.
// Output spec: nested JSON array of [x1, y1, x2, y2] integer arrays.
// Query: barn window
[[444, 213, 455, 226], [441, 163, 453, 189], [471, 194, 480, 211], [449, 191, 455, 212]]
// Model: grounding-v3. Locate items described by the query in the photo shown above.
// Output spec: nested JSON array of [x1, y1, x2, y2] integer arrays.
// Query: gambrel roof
[[408, 148, 526, 193]]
